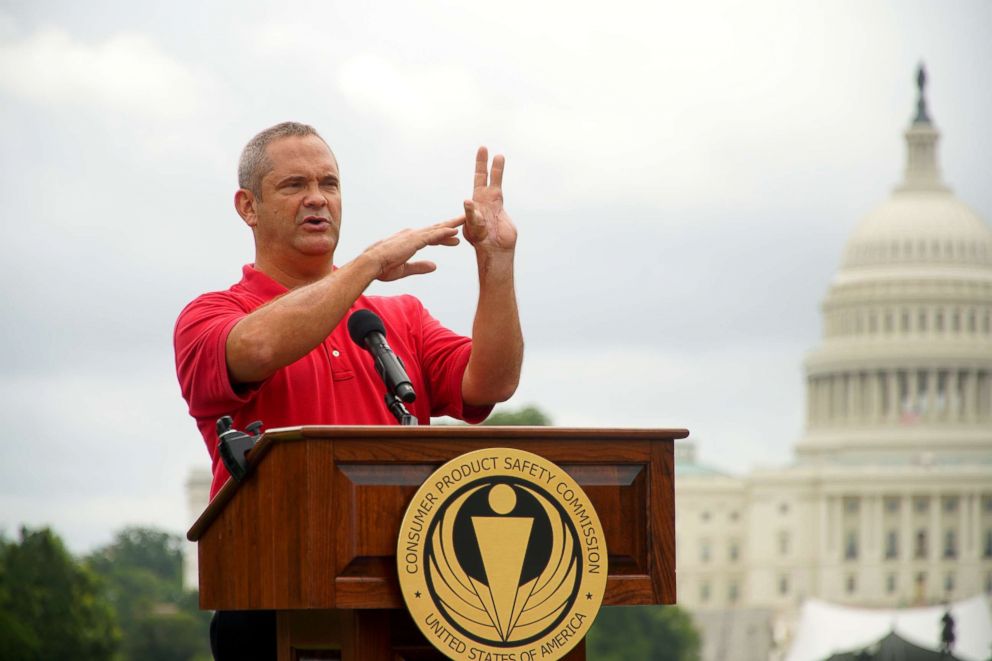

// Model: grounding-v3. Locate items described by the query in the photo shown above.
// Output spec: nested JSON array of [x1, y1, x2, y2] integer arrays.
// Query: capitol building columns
[[887, 371, 899, 423], [803, 364, 991, 434]]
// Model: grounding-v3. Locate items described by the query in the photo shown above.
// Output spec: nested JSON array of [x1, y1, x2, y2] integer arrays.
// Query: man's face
[[246, 134, 342, 262]]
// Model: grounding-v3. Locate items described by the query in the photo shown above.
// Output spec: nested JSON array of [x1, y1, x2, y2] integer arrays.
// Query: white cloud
[[491, 2, 903, 208], [0, 25, 203, 118], [337, 53, 485, 138], [0, 10, 15, 40]]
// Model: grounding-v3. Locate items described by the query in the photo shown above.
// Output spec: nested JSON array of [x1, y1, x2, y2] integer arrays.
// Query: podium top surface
[[257, 424, 688, 441]]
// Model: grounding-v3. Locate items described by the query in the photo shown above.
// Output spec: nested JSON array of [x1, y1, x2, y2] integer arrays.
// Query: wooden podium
[[187, 426, 686, 660]]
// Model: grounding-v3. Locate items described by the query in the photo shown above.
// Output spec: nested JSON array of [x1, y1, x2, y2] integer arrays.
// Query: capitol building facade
[[675, 70, 992, 660]]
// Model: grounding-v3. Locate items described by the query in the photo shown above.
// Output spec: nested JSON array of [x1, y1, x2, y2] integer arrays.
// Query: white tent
[[785, 596, 992, 661]]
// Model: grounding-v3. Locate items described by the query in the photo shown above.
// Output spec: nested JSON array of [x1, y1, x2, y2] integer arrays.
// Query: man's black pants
[[210, 610, 277, 660]]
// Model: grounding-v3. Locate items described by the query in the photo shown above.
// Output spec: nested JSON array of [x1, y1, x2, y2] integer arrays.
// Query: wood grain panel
[[304, 439, 336, 607], [650, 440, 677, 603]]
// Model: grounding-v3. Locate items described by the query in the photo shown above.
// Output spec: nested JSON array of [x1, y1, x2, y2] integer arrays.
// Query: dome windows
[[824, 300, 991, 339], [844, 232, 992, 268]]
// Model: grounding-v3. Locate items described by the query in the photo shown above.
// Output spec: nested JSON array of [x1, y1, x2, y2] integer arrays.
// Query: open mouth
[[303, 216, 329, 226]]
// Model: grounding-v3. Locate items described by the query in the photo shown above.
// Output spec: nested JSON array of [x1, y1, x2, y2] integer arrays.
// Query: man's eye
[[321, 181, 339, 189]]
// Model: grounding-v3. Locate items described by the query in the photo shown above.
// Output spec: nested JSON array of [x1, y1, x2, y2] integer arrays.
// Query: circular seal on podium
[[398, 448, 607, 661]]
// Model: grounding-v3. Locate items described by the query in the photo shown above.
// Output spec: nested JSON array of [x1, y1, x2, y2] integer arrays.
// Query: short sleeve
[[174, 293, 258, 420], [416, 302, 493, 424]]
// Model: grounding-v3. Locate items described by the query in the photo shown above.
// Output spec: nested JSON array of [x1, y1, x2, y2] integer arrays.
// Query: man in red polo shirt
[[174, 122, 523, 660]]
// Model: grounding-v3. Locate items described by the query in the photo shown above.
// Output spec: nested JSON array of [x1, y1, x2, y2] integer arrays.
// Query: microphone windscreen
[[347, 309, 386, 346]]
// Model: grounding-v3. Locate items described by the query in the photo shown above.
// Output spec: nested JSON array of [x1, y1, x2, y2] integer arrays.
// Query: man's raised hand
[[463, 147, 517, 253]]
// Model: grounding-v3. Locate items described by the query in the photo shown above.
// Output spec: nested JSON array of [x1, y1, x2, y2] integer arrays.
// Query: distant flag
[[900, 402, 922, 425]]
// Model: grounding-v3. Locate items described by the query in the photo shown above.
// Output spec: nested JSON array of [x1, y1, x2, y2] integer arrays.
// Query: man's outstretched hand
[[364, 217, 465, 282], [463, 147, 517, 254]]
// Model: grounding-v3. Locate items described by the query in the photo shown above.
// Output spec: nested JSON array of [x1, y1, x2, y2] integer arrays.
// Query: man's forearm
[[225, 255, 381, 384], [462, 250, 523, 406]]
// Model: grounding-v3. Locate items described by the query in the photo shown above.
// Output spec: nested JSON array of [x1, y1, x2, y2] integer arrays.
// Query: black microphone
[[347, 309, 417, 403]]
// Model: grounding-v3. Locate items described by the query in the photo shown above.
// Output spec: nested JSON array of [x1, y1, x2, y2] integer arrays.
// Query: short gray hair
[[237, 121, 328, 197]]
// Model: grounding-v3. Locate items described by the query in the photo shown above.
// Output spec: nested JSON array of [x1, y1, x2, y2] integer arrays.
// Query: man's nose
[[302, 184, 327, 207]]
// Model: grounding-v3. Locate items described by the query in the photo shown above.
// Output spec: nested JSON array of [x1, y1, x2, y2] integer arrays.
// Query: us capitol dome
[[674, 67, 992, 661], [799, 66, 992, 465]]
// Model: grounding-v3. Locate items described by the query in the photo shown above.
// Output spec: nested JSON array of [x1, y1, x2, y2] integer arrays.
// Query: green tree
[[0, 569, 39, 661], [87, 527, 210, 661], [88, 527, 186, 624], [482, 404, 552, 426], [88, 528, 183, 587], [126, 608, 208, 661], [586, 605, 701, 661], [0, 527, 119, 661]]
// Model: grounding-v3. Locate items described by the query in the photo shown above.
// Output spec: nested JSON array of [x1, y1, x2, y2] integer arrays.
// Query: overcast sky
[[1, 1, 990, 553]]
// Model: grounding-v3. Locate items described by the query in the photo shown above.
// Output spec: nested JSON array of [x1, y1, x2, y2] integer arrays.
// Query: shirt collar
[[240, 264, 288, 298], [239, 263, 339, 298]]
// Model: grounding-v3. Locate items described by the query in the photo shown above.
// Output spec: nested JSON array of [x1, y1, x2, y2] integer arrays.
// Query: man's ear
[[234, 189, 258, 228]]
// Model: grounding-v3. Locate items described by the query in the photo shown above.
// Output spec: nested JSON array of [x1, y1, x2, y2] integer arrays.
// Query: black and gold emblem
[[398, 448, 606, 661]]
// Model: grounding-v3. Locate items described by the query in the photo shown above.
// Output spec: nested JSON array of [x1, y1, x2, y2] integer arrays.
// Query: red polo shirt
[[175, 265, 491, 498]]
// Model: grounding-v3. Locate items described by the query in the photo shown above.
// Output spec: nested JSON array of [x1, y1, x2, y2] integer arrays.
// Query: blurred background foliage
[[481, 404, 553, 426], [0, 525, 210, 661], [587, 605, 701, 660]]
